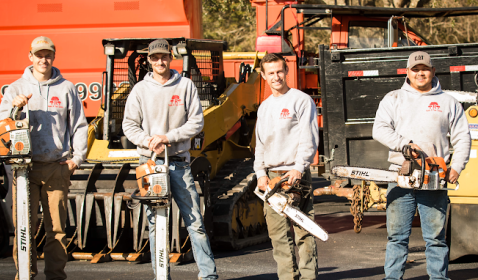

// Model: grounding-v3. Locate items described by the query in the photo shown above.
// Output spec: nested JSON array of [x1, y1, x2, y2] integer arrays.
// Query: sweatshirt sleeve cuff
[[72, 157, 83, 168], [256, 170, 267, 179], [165, 132, 178, 143], [399, 137, 413, 150], [293, 165, 305, 174], [450, 164, 464, 175], [141, 136, 152, 149]]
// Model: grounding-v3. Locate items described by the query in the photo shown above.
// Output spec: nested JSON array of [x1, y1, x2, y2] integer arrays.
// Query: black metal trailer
[[319, 43, 478, 177]]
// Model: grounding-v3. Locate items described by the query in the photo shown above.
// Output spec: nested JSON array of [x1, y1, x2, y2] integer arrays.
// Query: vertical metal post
[[319, 44, 331, 172], [103, 55, 114, 140], [387, 16, 398, 48], [281, 5, 289, 53]]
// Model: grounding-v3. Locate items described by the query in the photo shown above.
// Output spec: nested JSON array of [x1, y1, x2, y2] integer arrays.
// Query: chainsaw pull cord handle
[[265, 177, 289, 201], [10, 104, 29, 121]]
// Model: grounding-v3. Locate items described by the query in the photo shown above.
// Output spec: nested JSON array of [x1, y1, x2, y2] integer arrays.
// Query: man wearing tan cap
[[0, 36, 88, 279], [123, 39, 218, 279], [373, 51, 471, 280]]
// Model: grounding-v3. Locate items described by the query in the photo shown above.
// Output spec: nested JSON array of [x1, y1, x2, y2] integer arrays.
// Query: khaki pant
[[13, 162, 70, 280], [264, 169, 319, 280]]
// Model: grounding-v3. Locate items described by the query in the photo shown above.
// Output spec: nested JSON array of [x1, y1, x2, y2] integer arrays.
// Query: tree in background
[[203, 0, 256, 52]]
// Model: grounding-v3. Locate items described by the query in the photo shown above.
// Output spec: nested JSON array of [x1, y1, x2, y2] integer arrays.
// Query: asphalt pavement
[[1, 172, 477, 280]]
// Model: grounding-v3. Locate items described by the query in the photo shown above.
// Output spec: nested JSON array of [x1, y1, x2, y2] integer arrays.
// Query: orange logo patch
[[15, 142, 24, 151], [153, 184, 162, 194]]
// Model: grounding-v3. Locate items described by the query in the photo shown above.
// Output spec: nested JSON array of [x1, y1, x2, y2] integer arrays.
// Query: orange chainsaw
[[131, 149, 171, 279], [332, 145, 458, 191], [0, 106, 31, 162], [0, 105, 32, 280]]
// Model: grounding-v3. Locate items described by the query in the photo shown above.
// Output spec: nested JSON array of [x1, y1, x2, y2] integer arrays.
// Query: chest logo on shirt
[[169, 95, 183, 106], [426, 102, 442, 112], [48, 96, 63, 108], [279, 108, 292, 119]]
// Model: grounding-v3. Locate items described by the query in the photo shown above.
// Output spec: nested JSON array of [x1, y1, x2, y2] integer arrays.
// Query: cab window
[[348, 21, 387, 49]]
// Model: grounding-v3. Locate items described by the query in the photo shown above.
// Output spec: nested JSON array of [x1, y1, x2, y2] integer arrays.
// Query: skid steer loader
[[33, 38, 268, 264]]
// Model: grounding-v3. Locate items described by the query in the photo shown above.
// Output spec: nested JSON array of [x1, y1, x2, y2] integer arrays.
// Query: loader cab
[[331, 15, 428, 49], [97, 38, 227, 150]]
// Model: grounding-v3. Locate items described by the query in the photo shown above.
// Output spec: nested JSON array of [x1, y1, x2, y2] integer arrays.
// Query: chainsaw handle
[[131, 188, 169, 202], [265, 178, 289, 200], [151, 144, 168, 165], [254, 177, 289, 201], [254, 186, 266, 201], [417, 150, 425, 188], [10, 104, 29, 121], [402, 145, 426, 188]]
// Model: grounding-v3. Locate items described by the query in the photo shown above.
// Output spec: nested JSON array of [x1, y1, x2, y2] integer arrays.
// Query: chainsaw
[[254, 176, 329, 242], [0, 105, 32, 280], [332, 145, 458, 191], [131, 148, 171, 280]]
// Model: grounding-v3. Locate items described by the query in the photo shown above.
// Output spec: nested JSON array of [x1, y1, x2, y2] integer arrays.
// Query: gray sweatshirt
[[373, 77, 471, 174], [254, 88, 319, 179], [0, 66, 88, 167], [122, 70, 204, 158]]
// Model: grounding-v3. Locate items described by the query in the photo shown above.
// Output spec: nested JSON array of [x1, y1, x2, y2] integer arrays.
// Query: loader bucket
[[35, 158, 211, 264]]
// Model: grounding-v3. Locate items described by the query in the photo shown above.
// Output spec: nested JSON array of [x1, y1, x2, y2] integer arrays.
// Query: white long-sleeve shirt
[[373, 77, 471, 174], [254, 88, 319, 178]]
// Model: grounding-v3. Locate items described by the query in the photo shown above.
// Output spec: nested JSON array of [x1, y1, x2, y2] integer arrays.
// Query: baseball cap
[[148, 39, 170, 56], [407, 51, 432, 68], [30, 36, 55, 54]]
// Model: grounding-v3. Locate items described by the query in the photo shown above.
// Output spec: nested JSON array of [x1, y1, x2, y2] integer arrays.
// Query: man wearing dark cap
[[123, 39, 218, 279], [373, 51, 471, 280], [0, 36, 88, 279]]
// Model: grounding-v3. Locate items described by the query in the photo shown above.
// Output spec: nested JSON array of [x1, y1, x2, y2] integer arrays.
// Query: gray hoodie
[[254, 88, 319, 179], [0, 66, 88, 167], [373, 77, 471, 174], [122, 70, 204, 159]]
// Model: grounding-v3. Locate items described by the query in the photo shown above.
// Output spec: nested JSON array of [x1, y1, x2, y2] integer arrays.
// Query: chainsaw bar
[[154, 206, 169, 280], [283, 204, 328, 241], [332, 165, 398, 183], [14, 166, 31, 280], [254, 187, 329, 242]]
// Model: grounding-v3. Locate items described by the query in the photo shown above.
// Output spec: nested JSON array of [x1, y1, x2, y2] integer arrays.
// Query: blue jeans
[[140, 156, 218, 280], [384, 183, 450, 280]]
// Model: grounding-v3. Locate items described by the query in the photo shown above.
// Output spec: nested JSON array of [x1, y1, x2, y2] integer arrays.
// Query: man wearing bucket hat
[[122, 39, 218, 279], [0, 36, 88, 279], [373, 51, 471, 280]]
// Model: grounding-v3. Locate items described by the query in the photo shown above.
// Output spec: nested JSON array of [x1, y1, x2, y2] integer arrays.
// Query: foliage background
[[202, 0, 478, 52]]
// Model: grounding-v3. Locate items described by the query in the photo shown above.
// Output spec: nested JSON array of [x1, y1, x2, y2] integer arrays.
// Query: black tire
[[0, 206, 10, 257]]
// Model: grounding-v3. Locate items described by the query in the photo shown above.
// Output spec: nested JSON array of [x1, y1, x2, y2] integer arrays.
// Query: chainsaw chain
[[350, 183, 371, 233]]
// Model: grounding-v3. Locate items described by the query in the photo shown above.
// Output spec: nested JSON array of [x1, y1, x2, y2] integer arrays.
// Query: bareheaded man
[[254, 53, 320, 280]]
